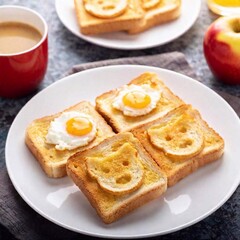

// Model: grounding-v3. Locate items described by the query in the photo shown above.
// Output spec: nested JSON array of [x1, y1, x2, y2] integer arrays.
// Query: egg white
[[45, 111, 96, 151], [112, 84, 160, 117]]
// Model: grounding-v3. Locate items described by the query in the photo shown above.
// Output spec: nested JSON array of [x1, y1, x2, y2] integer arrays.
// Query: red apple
[[203, 16, 240, 84]]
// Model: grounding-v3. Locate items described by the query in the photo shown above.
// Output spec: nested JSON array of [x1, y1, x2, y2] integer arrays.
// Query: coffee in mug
[[0, 22, 42, 54], [0, 6, 48, 98]]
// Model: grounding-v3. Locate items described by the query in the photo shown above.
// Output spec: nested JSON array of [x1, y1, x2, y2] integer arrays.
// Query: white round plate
[[55, 0, 201, 50], [6, 65, 240, 238]]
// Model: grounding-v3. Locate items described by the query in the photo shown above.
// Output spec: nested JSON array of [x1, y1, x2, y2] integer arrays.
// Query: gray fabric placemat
[[1, 51, 239, 240], [67, 52, 198, 80]]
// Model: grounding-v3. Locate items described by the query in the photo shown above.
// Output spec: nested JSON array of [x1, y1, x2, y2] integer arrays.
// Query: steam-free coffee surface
[[0, 22, 42, 54]]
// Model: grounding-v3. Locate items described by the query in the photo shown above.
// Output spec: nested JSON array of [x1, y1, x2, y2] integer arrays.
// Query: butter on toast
[[95, 72, 184, 132], [131, 104, 224, 187], [25, 101, 114, 178], [67, 132, 167, 224], [128, 0, 181, 34], [74, 0, 144, 35]]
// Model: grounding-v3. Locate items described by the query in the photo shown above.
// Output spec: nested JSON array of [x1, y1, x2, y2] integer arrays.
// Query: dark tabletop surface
[[0, 0, 240, 239]]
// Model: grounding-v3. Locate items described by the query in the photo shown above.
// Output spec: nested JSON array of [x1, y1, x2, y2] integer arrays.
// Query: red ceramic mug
[[0, 6, 48, 98]]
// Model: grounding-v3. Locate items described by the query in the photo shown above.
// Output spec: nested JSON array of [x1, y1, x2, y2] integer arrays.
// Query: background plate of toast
[[6, 65, 240, 238], [55, 0, 201, 50]]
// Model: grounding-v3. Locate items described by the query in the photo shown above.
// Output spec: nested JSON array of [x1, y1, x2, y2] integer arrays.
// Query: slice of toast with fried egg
[[95, 72, 184, 132], [25, 101, 115, 178]]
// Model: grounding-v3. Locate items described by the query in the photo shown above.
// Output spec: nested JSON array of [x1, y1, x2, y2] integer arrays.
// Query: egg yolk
[[123, 91, 151, 109], [66, 117, 93, 136]]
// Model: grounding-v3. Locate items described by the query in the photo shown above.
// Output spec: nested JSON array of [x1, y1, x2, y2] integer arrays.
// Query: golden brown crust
[[131, 104, 225, 187], [95, 72, 184, 133], [74, 0, 181, 35], [67, 132, 167, 224], [25, 101, 115, 178], [128, 0, 181, 34], [25, 131, 67, 177], [74, 0, 144, 35]]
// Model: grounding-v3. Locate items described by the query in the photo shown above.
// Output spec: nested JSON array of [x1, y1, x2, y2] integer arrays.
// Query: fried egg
[[46, 111, 96, 150], [112, 84, 160, 117]]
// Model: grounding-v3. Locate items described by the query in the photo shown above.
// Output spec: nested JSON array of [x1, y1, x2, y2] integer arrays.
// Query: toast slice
[[128, 0, 181, 34], [74, 0, 144, 35], [25, 101, 114, 178], [131, 104, 224, 187], [67, 132, 167, 224], [95, 72, 184, 132]]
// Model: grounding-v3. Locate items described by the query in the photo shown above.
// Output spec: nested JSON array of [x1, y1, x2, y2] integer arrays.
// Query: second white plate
[[55, 0, 201, 50]]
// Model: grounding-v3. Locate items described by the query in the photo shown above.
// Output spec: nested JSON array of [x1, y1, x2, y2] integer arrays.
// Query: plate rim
[[6, 65, 240, 238], [54, 0, 201, 50]]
